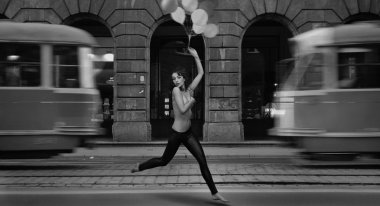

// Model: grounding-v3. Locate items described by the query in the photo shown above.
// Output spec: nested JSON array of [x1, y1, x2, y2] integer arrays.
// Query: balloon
[[171, 7, 186, 24], [203, 23, 218, 38], [182, 0, 198, 13], [160, 0, 178, 13], [192, 24, 205, 34], [191, 9, 208, 26]]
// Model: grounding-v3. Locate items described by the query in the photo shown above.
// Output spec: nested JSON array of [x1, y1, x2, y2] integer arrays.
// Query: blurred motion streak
[[0, 22, 103, 158], [270, 21, 380, 162]]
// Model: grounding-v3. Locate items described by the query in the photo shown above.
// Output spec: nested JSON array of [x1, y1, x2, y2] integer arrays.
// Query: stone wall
[[1, 0, 379, 141]]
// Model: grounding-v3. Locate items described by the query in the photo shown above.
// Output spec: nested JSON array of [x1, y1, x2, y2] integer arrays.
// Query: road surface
[[1, 188, 380, 206]]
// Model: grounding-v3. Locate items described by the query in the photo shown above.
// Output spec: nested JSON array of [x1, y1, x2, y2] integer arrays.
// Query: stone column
[[112, 51, 151, 142], [110, 9, 155, 142], [203, 47, 243, 142]]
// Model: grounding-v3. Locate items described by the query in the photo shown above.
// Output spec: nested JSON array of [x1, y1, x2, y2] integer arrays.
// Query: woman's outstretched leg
[[131, 132, 181, 173], [183, 134, 228, 202]]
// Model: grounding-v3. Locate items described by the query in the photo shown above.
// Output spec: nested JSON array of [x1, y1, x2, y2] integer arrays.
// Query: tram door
[[150, 39, 204, 140]]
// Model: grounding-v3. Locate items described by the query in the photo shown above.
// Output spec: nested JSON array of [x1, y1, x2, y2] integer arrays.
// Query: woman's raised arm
[[187, 47, 204, 94]]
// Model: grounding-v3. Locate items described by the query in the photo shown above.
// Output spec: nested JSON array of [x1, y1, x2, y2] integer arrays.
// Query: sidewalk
[[65, 139, 299, 161], [3, 140, 380, 190]]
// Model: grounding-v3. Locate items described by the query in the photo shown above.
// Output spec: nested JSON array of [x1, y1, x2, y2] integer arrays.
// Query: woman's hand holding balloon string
[[187, 47, 199, 60]]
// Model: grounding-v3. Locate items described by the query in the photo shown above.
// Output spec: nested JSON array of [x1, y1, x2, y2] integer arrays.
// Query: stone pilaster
[[112, 75, 150, 142], [113, 121, 151, 142], [204, 44, 243, 142], [203, 122, 243, 142]]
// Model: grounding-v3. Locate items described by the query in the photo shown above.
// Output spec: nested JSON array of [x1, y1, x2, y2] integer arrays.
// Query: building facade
[[1, 0, 379, 142]]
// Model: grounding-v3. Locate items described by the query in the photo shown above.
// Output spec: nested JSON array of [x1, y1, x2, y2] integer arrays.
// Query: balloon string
[[187, 34, 191, 48], [184, 15, 192, 49]]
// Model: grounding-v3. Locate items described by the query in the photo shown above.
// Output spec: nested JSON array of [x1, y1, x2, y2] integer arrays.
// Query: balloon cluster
[[161, 0, 219, 46]]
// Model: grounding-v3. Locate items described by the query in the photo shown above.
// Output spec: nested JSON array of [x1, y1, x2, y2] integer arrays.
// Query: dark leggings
[[138, 129, 218, 195]]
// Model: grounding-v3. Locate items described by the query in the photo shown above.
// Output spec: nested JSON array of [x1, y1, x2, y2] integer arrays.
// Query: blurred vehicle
[[0, 21, 103, 158], [270, 21, 380, 161], [93, 57, 114, 138]]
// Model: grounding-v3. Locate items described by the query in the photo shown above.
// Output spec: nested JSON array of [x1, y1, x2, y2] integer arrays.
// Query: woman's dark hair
[[171, 66, 189, 90]]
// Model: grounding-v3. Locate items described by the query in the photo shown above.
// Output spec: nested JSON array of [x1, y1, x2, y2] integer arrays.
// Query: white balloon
[[171, 7, 186, 25], [182, 0, 198, 13], [203, 23, 218, 38], [160, 0, 178, 13], [192, 24, 205, 34], [191, 9, 208, 26]]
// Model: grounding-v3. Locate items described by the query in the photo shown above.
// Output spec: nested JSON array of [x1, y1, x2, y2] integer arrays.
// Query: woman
[[131, 47, 228, 202]]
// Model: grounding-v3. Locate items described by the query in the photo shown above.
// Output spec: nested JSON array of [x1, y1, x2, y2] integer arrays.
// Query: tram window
[[0, 43, 40, 87], [52, 46, 79, 88], [338, 46, 380, 88], [296, 53, 323, 90]]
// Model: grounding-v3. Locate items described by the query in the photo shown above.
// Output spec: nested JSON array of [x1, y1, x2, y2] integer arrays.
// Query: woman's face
[[172, 72, 185, 88]]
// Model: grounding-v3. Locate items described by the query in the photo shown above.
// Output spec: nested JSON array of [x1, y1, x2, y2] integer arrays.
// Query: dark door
[[242, 37, 278, 139], [242, 20, 293, 140]]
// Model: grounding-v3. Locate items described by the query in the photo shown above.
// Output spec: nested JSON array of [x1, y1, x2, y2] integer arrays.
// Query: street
[[1, 156, 380, 188], [1, 149, 380, 206], [1, 188, 380, 206]]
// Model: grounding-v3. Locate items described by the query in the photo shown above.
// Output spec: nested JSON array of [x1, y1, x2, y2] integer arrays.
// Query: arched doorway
[[242, 20, 293, 140], [63, 15, 114, 138], [344, 13, 380, 24], [150, 20, 205, 140]]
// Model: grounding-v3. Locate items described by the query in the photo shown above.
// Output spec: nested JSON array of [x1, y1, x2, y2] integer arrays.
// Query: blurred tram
[[270, 21, 380, 161], [0, 22, 102, 157]]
